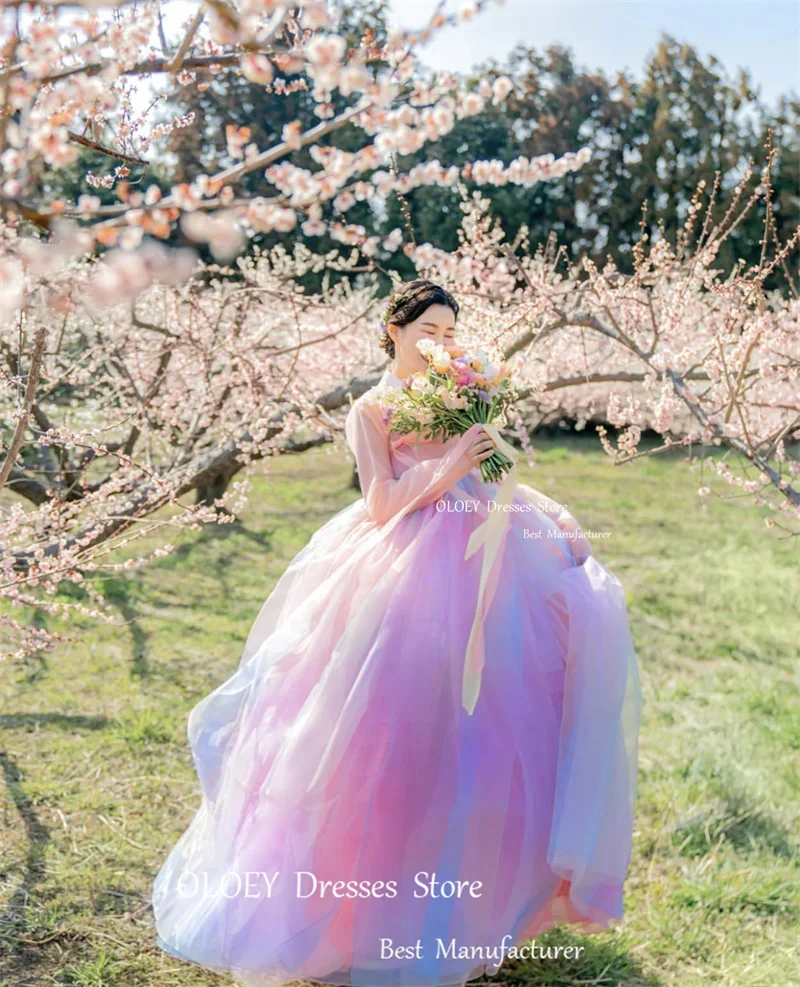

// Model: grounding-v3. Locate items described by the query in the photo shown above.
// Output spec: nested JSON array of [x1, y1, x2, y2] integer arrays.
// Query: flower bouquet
[[376, 340, 521, 484]]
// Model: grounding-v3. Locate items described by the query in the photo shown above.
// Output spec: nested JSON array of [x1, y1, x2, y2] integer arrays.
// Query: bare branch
[[0, 327, 48, 493]]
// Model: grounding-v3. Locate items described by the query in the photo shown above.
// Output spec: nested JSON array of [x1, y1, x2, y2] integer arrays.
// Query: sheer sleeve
[[345, 396, 480, 525]]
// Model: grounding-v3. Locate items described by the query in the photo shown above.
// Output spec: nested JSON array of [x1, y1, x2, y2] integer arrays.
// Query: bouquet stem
[[465, 405, 515, 485], [480, 450, 515, 485]]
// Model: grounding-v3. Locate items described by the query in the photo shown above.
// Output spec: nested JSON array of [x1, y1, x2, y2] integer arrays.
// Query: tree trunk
[[195, 465, 239, 514]]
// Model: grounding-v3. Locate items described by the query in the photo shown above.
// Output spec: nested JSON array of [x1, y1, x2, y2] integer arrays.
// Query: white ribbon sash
[[461, 422, 519, 715]]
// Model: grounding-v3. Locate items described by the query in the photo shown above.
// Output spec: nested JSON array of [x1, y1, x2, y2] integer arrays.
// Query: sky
[[387, 0, 799, 109], [147, 0, 800, 110]]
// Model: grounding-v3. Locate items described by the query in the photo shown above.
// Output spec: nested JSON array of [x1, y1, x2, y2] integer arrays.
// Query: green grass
[[1, 434, 798, 987]]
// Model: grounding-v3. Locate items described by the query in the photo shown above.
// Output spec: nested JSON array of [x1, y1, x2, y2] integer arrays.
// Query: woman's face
[[389, 303, 457, 374]]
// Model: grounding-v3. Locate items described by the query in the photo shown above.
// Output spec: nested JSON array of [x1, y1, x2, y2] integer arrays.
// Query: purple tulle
[[152, 370, 642, 987]]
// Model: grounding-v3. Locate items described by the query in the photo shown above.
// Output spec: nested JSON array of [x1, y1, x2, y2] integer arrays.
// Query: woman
[[152, 279, 643, 987]]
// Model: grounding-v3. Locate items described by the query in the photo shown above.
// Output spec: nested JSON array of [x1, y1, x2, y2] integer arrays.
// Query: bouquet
[[375, 340, 521, 484]]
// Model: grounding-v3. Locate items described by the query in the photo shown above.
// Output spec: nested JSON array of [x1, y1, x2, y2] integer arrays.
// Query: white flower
[[410, 375, 435, 394], [442, 389, 468, 410], [416, 338, 452, 372]]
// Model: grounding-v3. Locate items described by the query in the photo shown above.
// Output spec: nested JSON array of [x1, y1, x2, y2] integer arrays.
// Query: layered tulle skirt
[[152, 471, 642, 987]]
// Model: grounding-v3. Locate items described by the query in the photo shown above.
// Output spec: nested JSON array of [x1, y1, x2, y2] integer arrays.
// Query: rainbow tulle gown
[[152, 368, 642, 987]]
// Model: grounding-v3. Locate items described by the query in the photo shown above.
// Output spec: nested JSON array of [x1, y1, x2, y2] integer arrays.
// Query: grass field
[[1, 434, 798, 987]]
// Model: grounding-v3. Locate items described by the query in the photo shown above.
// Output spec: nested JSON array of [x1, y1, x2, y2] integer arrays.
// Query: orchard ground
[[1, 432, 798, 987]]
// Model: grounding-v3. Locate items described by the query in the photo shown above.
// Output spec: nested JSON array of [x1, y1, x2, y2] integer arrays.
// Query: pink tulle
[[152, 369, 642, 987]]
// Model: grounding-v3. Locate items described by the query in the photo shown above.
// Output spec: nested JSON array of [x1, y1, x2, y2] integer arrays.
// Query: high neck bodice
[[379, 368, 407, 391]]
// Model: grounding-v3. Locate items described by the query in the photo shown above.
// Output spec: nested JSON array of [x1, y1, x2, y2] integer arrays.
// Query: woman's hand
[[557, 512, 593, 565], [463, 424, 497, 469]]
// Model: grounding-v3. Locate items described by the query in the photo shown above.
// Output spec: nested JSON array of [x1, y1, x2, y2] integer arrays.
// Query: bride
[[152, 278, 642, 987]]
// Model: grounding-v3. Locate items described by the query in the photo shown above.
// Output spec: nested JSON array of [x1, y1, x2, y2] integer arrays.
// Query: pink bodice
[[344, 368, 591, 563], [344, 370, 480, 526]]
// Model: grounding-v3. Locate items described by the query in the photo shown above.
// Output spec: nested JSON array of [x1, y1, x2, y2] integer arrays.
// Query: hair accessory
[[377, 300, 394, 337]]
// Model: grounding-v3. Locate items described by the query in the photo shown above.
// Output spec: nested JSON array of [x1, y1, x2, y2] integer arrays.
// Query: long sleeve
[[345, 397, 479, 525]]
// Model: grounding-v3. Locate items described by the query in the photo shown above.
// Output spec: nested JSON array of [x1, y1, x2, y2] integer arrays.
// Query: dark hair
[[378, 279, 459, 360]]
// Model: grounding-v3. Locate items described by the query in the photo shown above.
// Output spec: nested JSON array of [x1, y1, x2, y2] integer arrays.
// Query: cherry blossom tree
[[0, 0, 594, 659], [1, 1, 797, 666], [399, 162, 800, 535]]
